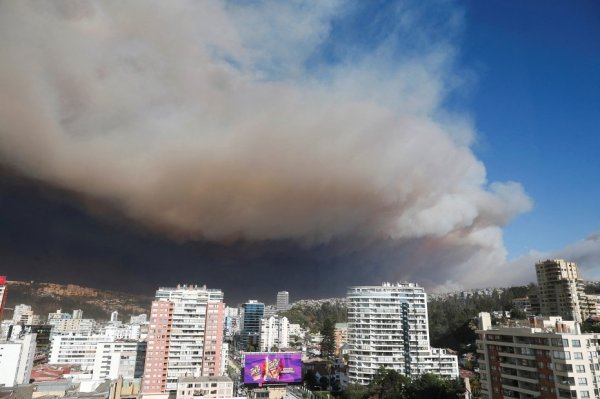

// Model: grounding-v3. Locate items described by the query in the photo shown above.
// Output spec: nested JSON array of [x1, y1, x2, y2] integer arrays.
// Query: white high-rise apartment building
[[260, 315, 289, 351], [142, 285, 225, 396], [347, 282, 458, 385], [0, 333, 36, 387], [536, 259, 593, 323], [276, 291, 290, 312]]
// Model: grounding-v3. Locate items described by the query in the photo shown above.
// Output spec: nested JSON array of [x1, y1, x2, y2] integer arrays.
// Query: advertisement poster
[[243, 352, 302, 385]]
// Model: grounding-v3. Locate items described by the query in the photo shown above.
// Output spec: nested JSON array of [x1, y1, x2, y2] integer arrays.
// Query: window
[[572, 339, 581, 347], [553, 351, 571, 360], [578, 377, 588, 385], [574, 352, 584, 359], [576, 365, 586, 372]]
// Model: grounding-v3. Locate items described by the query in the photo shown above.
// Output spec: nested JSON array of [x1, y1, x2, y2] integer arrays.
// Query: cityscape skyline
[[2, 258, 600, 397], [3, 1, 600, 397], [0, 1, 599, 298]]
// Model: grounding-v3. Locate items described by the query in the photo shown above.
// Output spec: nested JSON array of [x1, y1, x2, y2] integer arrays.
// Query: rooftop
[[178, 376, 232, 383]]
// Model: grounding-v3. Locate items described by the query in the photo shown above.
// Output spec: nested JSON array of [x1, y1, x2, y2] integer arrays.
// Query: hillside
[[2, 280, 153, 321], [280, 300, 348, 333]]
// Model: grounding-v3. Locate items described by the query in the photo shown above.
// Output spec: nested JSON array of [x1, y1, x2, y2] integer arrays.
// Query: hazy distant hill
[[2, 280, 153, 322]]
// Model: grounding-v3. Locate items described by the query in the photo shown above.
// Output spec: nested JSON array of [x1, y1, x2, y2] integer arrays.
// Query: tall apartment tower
[[0, 276, 7, 321], [260, 315, 289, 351], [347, 283, 458, 385], [536, 259, 591, 322], [276, 291, 290, 312], [476, 312, 600, 399], [242, 300, 264, 351], [142, 285, 225, 396]]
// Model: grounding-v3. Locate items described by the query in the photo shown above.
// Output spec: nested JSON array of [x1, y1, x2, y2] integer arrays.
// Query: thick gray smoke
[[0, 1, 533, 288]]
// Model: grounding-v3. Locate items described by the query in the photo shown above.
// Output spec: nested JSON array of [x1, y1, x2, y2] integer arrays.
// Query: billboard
[[243, 352, 302, 385]]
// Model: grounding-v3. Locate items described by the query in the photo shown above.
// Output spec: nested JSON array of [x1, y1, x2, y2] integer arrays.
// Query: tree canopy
[[320, 318, 336, 359], [338, 368, 463, 399]]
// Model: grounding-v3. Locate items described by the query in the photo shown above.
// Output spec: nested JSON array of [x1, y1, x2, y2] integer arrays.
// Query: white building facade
[[276, 291, 290, 312], [0, 333, 36, 387], [12, 304, 34, 324], [259, 315, 289, 351], [536, 259, 594, 323], [48, 310, 96, 336], [176, 376, 234, 399], [477, 312, 600, 399], [49, 334, 113, 370], [103, 323, 142, 341], [347, 282, 458, 384], [92, 341, 146, 380]]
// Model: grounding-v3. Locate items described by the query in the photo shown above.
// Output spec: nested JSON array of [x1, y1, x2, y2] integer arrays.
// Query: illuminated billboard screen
[[243, 352, 302, 385]]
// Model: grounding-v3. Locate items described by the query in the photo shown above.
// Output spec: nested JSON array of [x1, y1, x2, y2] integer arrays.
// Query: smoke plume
[[0, 1, 533, 289]]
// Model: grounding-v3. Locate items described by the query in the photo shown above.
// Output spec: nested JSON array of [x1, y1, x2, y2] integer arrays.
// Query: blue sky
[[455, 0, 600, 257], [307, 0, 600, 259]]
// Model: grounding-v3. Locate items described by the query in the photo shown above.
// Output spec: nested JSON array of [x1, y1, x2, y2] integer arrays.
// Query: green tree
[[340, 384, 368, 399], [582, 321, 600, 333], [405, 374, 463, 399], [280, 302, 348, 333], [320, 318, 336, 359], [469, 374, 481, 397], [368, 367, 410, 399], [510, 308, 527, 320]]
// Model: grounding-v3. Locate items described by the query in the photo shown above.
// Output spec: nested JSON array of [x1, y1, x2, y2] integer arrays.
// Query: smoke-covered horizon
[[1, 168, 599, 302], [3, 1, 589, 293]]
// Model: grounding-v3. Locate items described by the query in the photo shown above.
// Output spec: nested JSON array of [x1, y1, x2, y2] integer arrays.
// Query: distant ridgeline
[[2, 280, 153, 321]]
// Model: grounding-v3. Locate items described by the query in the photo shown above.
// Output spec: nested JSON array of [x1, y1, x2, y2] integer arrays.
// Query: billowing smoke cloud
[[0, 1, 532, 289], [502, 233, 600, 287]]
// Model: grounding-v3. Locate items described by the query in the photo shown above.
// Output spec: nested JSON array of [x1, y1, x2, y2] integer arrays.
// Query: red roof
[[31, 365, 72, 382]]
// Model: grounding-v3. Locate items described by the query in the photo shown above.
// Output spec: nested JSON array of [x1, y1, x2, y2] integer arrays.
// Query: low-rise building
[[334, 323, 347, 356], [287, 324, 305, 340], [421, 348, 459, 378], [176, 376, 234, 399], [103, 324, 142, 341], [49, 334, 112, 371], [130, 314, 148, 324], [512, 297, 532, 315], [91, 341, 146, 380]]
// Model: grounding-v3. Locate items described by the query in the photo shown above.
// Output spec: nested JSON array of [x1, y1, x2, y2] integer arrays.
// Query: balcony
[[500, 361, 537, 372]]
